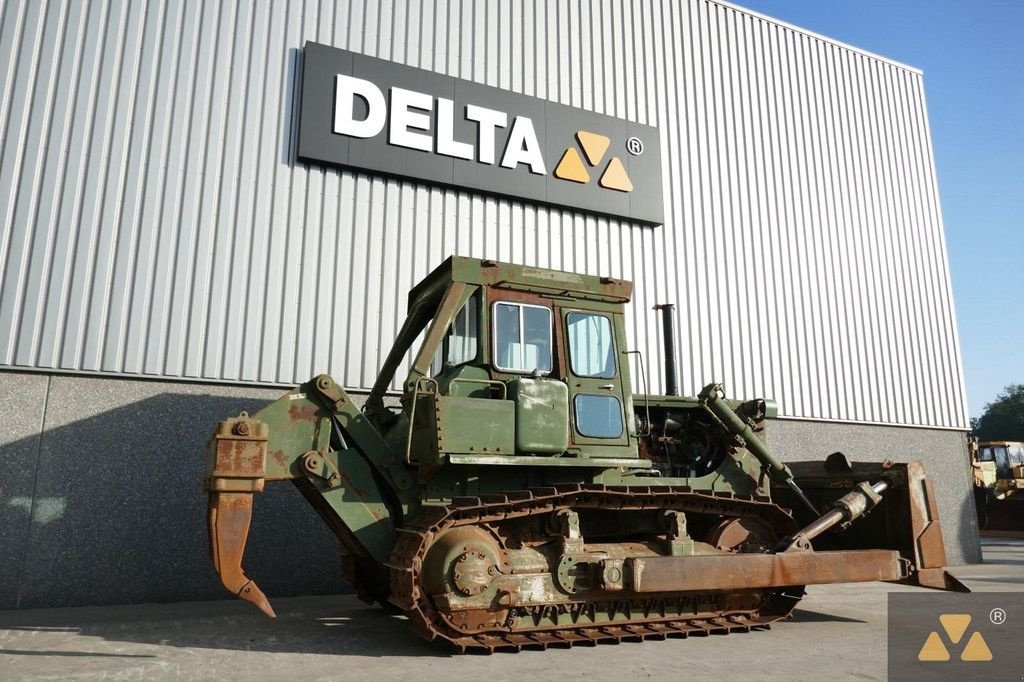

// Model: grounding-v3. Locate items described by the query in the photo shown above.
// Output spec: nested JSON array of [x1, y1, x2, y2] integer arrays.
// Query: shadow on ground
[[0, 596, 447, 659]]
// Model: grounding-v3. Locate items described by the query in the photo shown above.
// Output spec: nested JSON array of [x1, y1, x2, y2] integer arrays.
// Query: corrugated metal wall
[[0, 0, 968, 428]]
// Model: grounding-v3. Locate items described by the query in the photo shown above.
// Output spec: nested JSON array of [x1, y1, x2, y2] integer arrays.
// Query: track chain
[[387, 483, 802, 652]]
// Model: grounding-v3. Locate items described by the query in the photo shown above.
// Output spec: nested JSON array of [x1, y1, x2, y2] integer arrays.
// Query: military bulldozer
[[205, 256, 966, 652]]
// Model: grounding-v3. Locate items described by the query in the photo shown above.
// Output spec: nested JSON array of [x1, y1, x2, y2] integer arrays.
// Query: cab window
[[431, 293, 479, 375], [567, 312, 616, 378], [574, 394, 624, 438], [493, 302, 552, 373], [446, 293, 479, 365]]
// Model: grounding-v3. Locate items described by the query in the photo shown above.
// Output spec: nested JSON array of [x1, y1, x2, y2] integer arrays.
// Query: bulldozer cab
[[977, 441, 1024, 480], [365, 256, 643, 466]]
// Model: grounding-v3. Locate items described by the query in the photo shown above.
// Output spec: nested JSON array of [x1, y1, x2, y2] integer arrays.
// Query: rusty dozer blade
[[208, 491, 276, 618], [777, 455, 969, 593]]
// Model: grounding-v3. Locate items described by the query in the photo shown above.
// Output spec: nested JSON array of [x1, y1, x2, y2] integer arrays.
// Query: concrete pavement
[[1, 538, 1021, 681]]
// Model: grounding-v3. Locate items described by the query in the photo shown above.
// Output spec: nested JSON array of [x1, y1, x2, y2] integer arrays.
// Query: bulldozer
[[205, 256, 967, 652], [971, 440, 1024, 530]]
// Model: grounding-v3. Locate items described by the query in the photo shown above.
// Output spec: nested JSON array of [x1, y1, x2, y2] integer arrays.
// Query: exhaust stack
[[654, 304, 679, 395]]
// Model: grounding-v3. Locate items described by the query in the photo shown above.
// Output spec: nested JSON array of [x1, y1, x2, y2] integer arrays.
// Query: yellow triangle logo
[[576, 131, 610, 166], [917, 631, 950, 661], [554, 147, 590, 183], [960, 632, 993, 662], [598, 157, 633, 192], [939, 614, 971, 644]]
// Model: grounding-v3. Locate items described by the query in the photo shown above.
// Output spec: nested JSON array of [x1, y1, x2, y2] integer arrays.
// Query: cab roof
[[407, 256, 634, 311]]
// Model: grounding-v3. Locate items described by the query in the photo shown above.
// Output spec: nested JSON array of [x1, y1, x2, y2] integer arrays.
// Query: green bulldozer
[[205, 256, 966, 652]]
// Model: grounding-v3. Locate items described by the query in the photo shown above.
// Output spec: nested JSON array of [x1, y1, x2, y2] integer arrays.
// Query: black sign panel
[[297, 42, 664, 225]]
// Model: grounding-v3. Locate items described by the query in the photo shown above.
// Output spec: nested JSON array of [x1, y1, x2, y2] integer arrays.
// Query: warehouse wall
[[0, 371, 979, 611], [0, 0, 967, 428]]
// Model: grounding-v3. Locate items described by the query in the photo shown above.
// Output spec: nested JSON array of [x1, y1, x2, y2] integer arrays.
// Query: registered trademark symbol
[[626, 137, 644, 156], [990, 607, 1006, 625]]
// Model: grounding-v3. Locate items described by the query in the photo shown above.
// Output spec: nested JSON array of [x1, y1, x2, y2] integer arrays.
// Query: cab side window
[[447, 294, 479, 365], [431, 293, 479, 375], [567, 312, 616, 378], [493, 302, 552, 373]]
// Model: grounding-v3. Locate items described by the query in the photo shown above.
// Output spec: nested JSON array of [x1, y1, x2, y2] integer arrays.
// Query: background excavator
[[205, 256, 966, 652]]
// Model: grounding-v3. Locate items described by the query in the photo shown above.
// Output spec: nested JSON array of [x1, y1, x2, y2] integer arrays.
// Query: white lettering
[[333, 74, 386, 138], [501, 116, 546, 175], [334, 78, 548, 177], [389, 87, 433, 151], [435, 98, 474, 160], [465, 104, 507, 164]]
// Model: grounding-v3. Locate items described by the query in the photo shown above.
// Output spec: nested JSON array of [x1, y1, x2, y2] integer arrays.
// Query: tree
[[972, 384, 1024, 441]]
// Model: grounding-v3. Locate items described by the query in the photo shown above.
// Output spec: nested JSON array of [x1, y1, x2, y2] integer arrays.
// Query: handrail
[[623, 350, 651, 437], [404, 377, 439, 465]]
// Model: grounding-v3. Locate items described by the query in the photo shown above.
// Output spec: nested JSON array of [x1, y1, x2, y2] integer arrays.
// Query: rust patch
[[211, 439, 266, 477], [207, 491, 276, 618], [271, 450, 287, 468], [288, 402, 319, 423]]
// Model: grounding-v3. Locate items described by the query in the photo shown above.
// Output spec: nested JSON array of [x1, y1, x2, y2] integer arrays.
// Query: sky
[[734, 0, 1024, 420]]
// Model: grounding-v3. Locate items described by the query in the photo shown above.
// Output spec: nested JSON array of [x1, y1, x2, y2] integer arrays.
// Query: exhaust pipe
[[654, 304, 678, 396]]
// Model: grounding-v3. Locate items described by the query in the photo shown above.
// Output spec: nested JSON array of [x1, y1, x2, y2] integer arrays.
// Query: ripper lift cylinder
[[698, 382, 819, 515]]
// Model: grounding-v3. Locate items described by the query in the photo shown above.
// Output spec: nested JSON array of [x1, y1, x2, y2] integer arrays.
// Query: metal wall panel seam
[[208, 0, 254, 381], [136, 0, 193, 372], [13, 0, 71, 369], [799, 33, 833, 418], [914, 76, 968, 427], [740, 13, 771, 403], [803, 33, 835, 419], [860, 57, 900, 424], [81, 0, 146, 374], [26, 0, 87, 370], [906, 74, 956, 426], [814, 40, 853, 421], [58, 0, 116, 371], [764, 22, 796, 415], [253, 0, 288, 383], [900, 71, 947, 426], [877, 64, 921, 425], [780, 27, 809, 417], [0, 0, 47, 365], [731, 8, 756, 400], [158, 0, 207, 375], [0, 1, 30, 153], [99, 0, 151, 373], [836, 49, 872, 421], [235, 0, 275, 383], [829, 44, 866, 422], [123, 0, 171, 374]]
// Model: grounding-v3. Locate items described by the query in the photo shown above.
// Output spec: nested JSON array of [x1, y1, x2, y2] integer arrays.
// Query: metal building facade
[[0, 0, 967, 429]]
